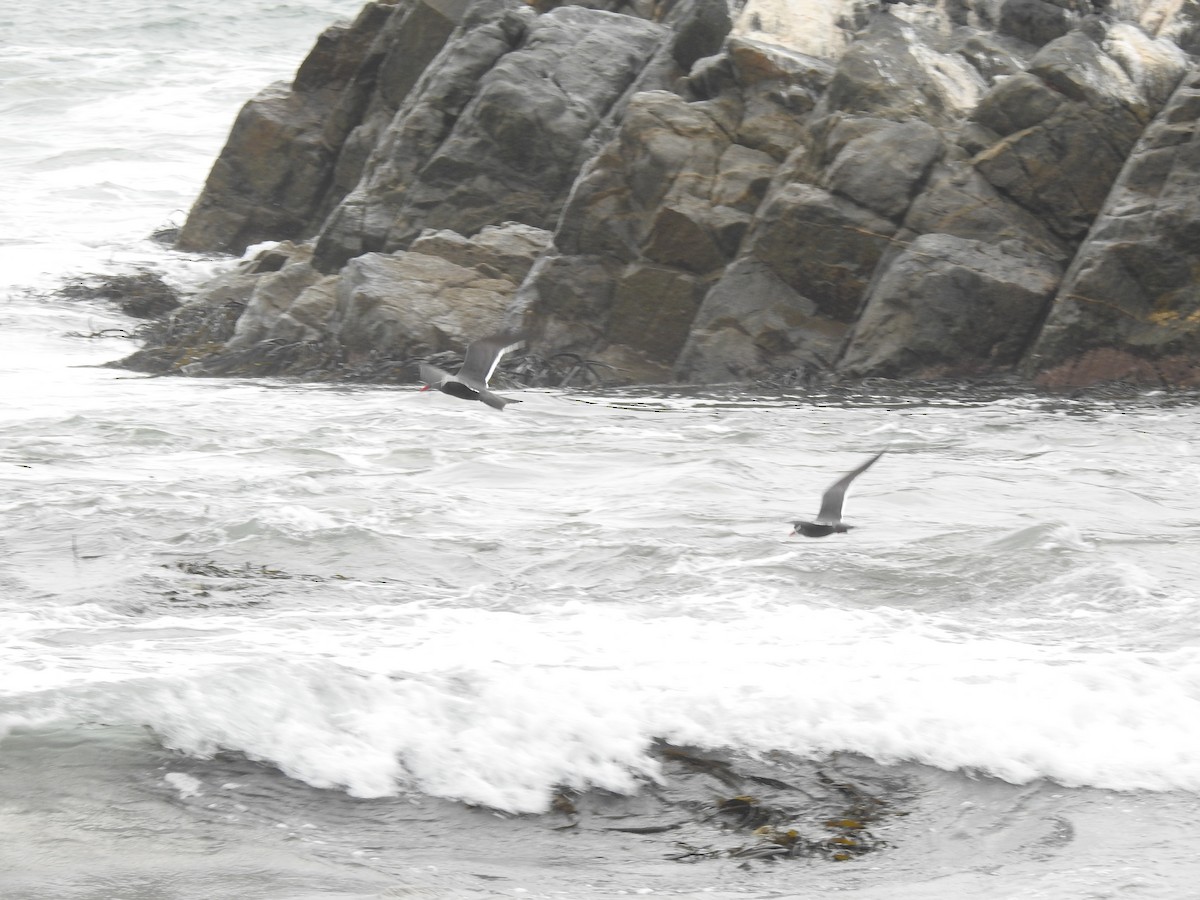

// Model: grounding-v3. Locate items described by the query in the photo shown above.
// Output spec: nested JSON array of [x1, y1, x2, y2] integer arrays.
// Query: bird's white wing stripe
[[483, 340, 524, 384]]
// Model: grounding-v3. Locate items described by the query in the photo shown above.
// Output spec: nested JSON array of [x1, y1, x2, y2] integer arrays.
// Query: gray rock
[[177, 2, 417, 255], [996, 0, 1073, 47], [227, 244, 329, 348], [668, 0, 733, 71], [840, 234, 1062, 377], [262, 277, 343, 347], [1024, 67, 1200, 387], [821, 119, 944, 221], [676, 258, 844, 382], [314, 0, 536, 270], [409, 222, 553, 283], [971, 27, 1185, 242], [152, 0, 1200, 388], [821, 14, 986, 126], [555, 91, 741, 263], [902, 161, 1070, 263], [332, 250, 517, 364], [745, 181, 896, 325], [313, 1, 668, 271], [315, 220, 550, 361], [606, 263, 710, 363]]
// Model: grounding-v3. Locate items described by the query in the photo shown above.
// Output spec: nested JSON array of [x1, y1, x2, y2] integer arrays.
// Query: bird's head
[[418, 363, 447, 391]]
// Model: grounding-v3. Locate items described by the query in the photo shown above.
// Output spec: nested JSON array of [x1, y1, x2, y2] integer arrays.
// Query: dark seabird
[[790, 451, 885, 538], [419, 332, 525, 410]]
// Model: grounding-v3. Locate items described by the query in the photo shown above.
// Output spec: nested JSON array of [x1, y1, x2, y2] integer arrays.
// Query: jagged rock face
[[331, 251, 516, 360], [839, 235, 1062, 377], [124, 222, 551, 379], [161, 0, 1200, 388], [176, 2, 413, 255], [312, 0, 671, 272], [226, 243, 333, 349], [331, 221, 551, 361], [1025, 65, 1200, 386]]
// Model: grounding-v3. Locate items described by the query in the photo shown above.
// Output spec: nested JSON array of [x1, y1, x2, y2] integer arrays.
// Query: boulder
[[260, 277, 344, 347], [1023, 68, 1200, 386], [277, 220, 550, 361], [839, 234, 1062, 378], [744, 182, 897, 325], [996, 0, 1074, 47], [516, 37, 835, 378], [226, 243, 330, 348], [669, 0, 732, 70], [821, 14, 987, 126], [313, 1, 669, 271], [124, 220, 549, 378], [821, 119, 944, 222], [322, 0, 469, 204], [605, 263, 710, 363], [409, 222, 553, 283], [555, 90, 747, 264], [901, 166, 1067, 261], [675, 258, 846, 382], [176, 2, 417, 255], [970, 26, 1186, 242], [330, 250, 517, 363]]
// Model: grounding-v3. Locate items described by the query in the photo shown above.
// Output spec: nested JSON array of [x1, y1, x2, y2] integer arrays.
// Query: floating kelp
[[117, 299, 245, 374], [544, 742, 900, 866], [168, 560, 304, 580], [154, 559, 334, 611], [55, 269, 182, 320], [114, 312, 620, 387]]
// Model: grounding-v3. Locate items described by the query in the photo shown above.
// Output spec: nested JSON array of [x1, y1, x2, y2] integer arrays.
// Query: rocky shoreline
[[112, 0, 1200, 388]]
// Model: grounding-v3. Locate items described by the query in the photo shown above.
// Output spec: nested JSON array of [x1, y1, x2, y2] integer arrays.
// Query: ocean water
[[4, 2, 1200, 898]]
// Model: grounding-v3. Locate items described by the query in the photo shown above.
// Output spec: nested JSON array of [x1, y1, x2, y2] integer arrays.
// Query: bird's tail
[[479, 390, 520, 411]]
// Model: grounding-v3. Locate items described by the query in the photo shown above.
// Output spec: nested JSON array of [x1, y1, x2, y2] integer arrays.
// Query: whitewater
[[4, 1, 1200, 897]]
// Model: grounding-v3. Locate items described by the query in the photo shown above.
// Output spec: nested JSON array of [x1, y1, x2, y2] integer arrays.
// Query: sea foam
[[23, 599, 1199, 812]]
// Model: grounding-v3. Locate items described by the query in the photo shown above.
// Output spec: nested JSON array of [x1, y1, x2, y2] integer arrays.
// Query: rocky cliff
[[123, 0, 1200, 388]]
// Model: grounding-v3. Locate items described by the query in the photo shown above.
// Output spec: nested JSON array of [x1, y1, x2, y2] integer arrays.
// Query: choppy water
[[4, 2, 1200, 898]]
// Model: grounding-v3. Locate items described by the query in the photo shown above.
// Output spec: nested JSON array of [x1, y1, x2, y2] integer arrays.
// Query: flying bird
[[790, 451, 885, 538], [419, 332, 525, 410]]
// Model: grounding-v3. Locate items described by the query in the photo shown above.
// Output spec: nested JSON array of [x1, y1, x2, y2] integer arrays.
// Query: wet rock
[[176, 2, 407, 255], [331, 251, 516, 363], [57, 270, 182, 320], [409, 222, 552, 283], [225, 243, 334, 349], [821, 119, 944, 222], [605, 263, 709, 367], [674, 257, 845, 383], [327, 221, 551, 363], [147, 0, 1200, 388], [821, 14, 987, 126], [840, 234, 1062, 378], [970, 27, 1180, 243], [312, 0, 669, 272], [997, 0, 1074, 47], [1024, 66, 1200, 387], [123, 222, 550, 380], [669, 0, 732, 70], [554, 91, 744, 266], [515, 37, 829, 380], [745, 182, 896, 326]]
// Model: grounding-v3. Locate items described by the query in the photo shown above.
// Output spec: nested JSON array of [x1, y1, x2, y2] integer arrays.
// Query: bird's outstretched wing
[[459, 332, 526, 389], [814, 450, 885, 524], [419, 363, 452, 389]]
